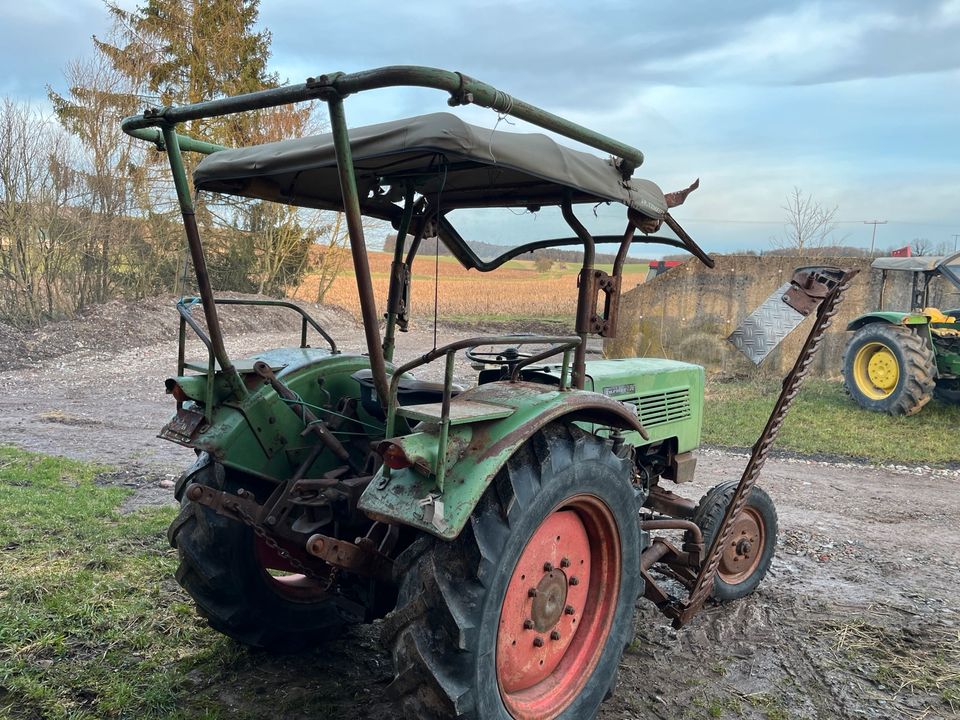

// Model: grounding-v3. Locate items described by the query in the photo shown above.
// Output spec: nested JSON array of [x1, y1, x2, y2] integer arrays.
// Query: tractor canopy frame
[[121, 65, 713, 422], [871, 252, 960, 312]]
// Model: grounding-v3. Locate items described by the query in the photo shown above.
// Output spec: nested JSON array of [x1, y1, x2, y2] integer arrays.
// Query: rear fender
[[847, 311, 928, 331], [357, 381, 645, 540]]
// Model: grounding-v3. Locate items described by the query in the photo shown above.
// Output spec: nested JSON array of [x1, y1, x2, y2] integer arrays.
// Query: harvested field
[[291, 250, 648, 322]]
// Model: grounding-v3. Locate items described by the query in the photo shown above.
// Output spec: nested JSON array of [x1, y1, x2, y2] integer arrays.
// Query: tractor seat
[[351, 369, 464, 420], [924, 307, 960, 336]]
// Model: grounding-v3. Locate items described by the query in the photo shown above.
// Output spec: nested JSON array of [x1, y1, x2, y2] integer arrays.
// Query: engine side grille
[[626, 388, 691, 428]]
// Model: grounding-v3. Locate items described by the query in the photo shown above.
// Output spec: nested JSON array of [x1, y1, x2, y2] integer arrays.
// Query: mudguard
[[847, 311, 928, 331], [357, 381, 646, 540]]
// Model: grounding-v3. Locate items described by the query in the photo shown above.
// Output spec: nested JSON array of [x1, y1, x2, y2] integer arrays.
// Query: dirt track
[[1, 300, 957, 719]]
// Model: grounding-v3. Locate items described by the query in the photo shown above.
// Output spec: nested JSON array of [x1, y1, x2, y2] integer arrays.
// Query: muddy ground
[[1, 298, 958, 719]]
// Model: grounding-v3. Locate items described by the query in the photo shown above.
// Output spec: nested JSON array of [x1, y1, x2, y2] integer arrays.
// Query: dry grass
[[291, 250, 647, 323], [823, 612, 960, 718]]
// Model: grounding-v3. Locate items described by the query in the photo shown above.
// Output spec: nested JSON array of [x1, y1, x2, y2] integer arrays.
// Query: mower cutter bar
[[673, 266, 860, 627]]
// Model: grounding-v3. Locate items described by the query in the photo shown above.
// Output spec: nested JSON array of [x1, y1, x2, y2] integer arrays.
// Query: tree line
[[0, 0, 347, 329]]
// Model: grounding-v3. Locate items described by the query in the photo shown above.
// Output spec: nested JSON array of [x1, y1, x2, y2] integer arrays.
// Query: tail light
[[381, 442, 412, 470]]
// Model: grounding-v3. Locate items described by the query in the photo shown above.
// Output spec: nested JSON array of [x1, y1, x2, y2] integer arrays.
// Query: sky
[[2, 0, 959, 257]]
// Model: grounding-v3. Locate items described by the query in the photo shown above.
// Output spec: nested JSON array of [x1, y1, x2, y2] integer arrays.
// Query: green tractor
[[842, 253, 960, 415], [122, 66, 848, 719]]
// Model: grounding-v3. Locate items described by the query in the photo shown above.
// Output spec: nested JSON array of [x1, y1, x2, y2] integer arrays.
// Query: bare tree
[[49, 53, 156, 304], [0, 100, 82, 326], [774, 187, 842, 254], [312, 213, 351, 303], [911, 238, 934, 256]]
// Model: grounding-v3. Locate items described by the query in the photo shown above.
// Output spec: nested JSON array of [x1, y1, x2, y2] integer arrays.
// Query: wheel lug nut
[[533, 636, 544, 647], [560, 557, 571, 568], [569, 576, 580, 586], [523, 619, 534, 630], [550, 630, 561, 641], [528, 587, 538, 598], [543, 562, 554, 572], [564, 605, 575, 615]]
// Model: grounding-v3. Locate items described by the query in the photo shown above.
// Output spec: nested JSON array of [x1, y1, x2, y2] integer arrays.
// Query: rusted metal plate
[[158, 407, 205, 444], [397, 399, 515, 425], [727, 282, 805, 365]]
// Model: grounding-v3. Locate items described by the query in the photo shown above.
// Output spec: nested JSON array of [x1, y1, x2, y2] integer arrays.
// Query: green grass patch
[[703, 378, 960, 466], [0, 447, 235, 719], [0, 448, 391, 720]]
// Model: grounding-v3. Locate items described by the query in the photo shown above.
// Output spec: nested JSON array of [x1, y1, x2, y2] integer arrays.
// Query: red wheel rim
[[255, 536, 331, 602], [717, 507, 764, 584], [496, 494, 621, 720]]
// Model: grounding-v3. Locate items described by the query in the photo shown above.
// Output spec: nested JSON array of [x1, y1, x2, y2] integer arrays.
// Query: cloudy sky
[[2, 0, 959, 256]]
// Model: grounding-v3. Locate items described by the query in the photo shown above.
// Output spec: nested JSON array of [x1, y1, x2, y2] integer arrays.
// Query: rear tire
[[168, 453, 355, 650], [842, 323, 936, 415], [382, 424, 644, 720]]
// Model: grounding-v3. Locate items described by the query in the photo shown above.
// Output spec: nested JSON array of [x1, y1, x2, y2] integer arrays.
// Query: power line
[[677, 218, 955, 226]]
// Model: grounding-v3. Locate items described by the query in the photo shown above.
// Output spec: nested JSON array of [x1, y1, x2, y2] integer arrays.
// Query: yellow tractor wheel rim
[[853, 342, 899, 400]]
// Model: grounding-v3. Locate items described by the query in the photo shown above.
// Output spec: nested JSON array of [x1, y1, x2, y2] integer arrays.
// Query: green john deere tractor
[[121, 66, 848, 720], [842, 253, 960, 415]]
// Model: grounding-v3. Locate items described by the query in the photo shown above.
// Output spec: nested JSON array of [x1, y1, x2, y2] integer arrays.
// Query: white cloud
[[643, 5, 893, 84]]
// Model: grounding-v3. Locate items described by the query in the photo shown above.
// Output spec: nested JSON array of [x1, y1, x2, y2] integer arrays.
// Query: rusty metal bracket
[[576, 269, 621, 337], [387, 260, 412, 331], [640, 536, 702, 614], [671, 267, 860, 628], [305, 525, 394, 582], [664, 178, 700, 209], [594, 270, 621, 337], [782, 266, 846, 316], [185, 482, 265, 524]]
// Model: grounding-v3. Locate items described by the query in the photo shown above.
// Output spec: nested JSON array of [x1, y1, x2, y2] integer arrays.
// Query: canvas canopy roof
[[193, 112, 667, 220], [872, 256, 948, 272]]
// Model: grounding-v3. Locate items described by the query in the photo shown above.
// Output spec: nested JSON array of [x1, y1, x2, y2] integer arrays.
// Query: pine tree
[[83, 0, 316, 296], [95, 0, 281, 145]]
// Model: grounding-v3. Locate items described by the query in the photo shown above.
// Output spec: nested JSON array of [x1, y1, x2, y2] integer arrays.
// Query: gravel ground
[[1, 298, 958, 719]]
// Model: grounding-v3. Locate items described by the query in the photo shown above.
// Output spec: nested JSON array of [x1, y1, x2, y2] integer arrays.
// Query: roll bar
[[122, 65, 644, 175], [121, 66, 651, 409]]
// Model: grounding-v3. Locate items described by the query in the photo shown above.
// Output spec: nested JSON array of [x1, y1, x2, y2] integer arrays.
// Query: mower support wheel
[[382, 424, 643, 720], [687, 481, 777, 602]]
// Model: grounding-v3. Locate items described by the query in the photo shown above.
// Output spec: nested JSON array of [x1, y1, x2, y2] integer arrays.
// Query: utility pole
[[864, 220, 887, 255]]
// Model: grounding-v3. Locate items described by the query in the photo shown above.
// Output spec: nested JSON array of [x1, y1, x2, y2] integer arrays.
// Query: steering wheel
[[464, 344, 533, 369]]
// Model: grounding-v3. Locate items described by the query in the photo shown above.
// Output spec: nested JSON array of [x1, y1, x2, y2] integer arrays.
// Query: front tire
[[383, 424, 644, 720], [842, 323, 936, 415], [167, 453, 355, 650]]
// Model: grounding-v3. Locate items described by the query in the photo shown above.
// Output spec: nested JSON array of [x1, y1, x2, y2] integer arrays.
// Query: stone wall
[[604, 255, 955, 376]]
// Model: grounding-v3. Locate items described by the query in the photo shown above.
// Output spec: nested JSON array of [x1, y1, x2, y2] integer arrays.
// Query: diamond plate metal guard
[[674, 267, 860, 628], [728, 282, 806, 365]]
